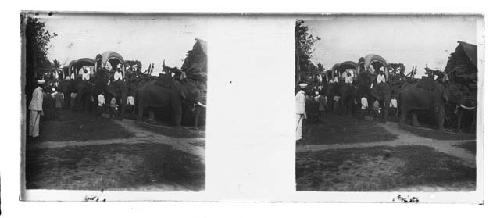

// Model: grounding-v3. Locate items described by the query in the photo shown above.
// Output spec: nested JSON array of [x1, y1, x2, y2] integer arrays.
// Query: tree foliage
[[181, 38, 207, 83], [53, 59, 60, 71], [295, 20, 320, 82], [22, 14, 57, 94]]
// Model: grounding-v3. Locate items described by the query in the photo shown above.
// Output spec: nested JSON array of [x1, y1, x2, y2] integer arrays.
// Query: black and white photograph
[[295, 15, 482, 191], [21, 12, 207, 194]]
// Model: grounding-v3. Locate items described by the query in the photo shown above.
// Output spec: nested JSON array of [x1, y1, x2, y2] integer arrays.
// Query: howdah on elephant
[[399, 79, 448, 130]]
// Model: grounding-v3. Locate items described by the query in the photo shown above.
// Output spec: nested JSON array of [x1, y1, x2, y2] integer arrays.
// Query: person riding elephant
[[136, 80, 184, 126], [399, 78, 449, 130]]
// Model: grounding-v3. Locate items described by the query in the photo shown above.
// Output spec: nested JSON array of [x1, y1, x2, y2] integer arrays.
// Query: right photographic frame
[[295, 15, 483, 193]]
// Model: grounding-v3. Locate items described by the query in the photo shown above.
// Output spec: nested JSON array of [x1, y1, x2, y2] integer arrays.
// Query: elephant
[[72, 79, 94, 113], [106, 79, 128, 118], [136, 80, 184, 126], [58, 80, 72, 109], [444, 83, 477, 133], [399, 79, 448, 130], [326, 82, 341, 113], [178, 81, 205, 128], [369, 82, 392, 122], [339, 84, 356, 116]]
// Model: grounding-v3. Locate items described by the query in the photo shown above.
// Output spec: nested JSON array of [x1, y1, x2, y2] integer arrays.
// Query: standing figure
[[29, 80, 45, 139], [296, 84, 307, 142], [52, 88, 64, 120]]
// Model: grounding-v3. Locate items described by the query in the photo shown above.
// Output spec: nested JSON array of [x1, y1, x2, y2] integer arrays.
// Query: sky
[[305, 15, 480, 77], [41, 15, 209, 75]]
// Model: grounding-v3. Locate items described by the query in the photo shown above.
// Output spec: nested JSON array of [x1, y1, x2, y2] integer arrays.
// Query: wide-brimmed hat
[[37, 80, 45, 84], [298, 83, 308, 88]]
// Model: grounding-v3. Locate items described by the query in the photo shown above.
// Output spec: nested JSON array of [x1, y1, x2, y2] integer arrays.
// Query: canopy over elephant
[[399, 79, 448, 130]]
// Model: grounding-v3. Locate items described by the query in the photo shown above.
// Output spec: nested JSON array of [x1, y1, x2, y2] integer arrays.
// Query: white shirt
[[361, 97, 368, 109], [29, 87, 44, 111], [345, 75, 353, 84], [127, 96, 135, 106], [98, 94, 105, 106], [114, 71, 123, 81], [377, 74, 386, 84], [390, 98, 398, 108], [105, 62, 112, 71], [295, 90, 306, 114], [82, 72, 90, 80]]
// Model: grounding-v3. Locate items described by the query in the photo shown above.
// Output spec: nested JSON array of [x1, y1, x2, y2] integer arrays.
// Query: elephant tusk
[[459, 104, 476, 110]]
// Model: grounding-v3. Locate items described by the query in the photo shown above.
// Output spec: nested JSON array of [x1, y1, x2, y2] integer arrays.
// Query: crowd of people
[[295, 63, 432, 143], [27, 56, 206, 141]]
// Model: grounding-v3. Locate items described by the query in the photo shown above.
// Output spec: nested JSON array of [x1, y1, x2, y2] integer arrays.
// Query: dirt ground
[[296, 114, 477, 191], [26, 109, 205, 191]]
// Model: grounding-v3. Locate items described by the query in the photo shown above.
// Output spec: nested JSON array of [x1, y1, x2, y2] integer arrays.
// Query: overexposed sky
[[41, 15, 209, 74], [306, 16, 479, 76]]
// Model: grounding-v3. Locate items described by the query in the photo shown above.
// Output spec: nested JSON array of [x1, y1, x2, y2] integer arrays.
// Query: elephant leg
[[437, 106, 445, 130], [399, 106, 407, 126], [148, 110, 155, 121], [471, 110, 477, 132], [119, 95, 127, 119], [383, 100, 389, 122], [457, 109, 463, 133], [411, 113, 420, 127], [137, 104, 144, 121], [172, 98, 183, 127], [194, 107, 200, 129]]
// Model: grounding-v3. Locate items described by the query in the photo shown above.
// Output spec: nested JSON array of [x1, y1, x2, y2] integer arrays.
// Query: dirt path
[[34, 119, 205, 161], [297, 122, 476, 167]]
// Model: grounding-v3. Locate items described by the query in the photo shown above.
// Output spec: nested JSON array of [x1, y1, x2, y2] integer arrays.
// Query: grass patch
[[296, 145, 476, 191], [35, 110, 134, 142], [26, 143, 204, 191], [301, 115, 397, 145]]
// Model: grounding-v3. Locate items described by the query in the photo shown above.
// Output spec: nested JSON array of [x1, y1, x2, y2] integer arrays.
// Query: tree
[[181, 38, 207, 82], [317, 63, 325, 73], [22, 13, 57, 96], [295, 20, 320, 83], [53, 59, 60, 71]]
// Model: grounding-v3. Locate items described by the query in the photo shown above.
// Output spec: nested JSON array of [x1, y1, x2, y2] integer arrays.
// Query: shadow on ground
[[26, 143, 204, 191], [35, 110, 134, 142], [301, 115, 397, 145], [296, 145, 476, 191]]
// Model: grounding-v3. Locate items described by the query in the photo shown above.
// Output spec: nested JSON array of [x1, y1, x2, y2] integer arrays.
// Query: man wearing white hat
[[296, 83, 307, 142], [29, 80, 45, 138]]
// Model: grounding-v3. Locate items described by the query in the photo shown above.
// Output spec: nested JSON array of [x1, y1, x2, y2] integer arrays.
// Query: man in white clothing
[[377, 71, 386, 84], [296, 84, 307, 141], [29, 80, 45, 138], [82, 69, 90, 81], [345, 69, 354, 85], [114, 69, 123, 81]]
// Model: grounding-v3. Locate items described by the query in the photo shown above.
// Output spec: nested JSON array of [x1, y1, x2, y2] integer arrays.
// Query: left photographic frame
[[20, 12, 207, 200]]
